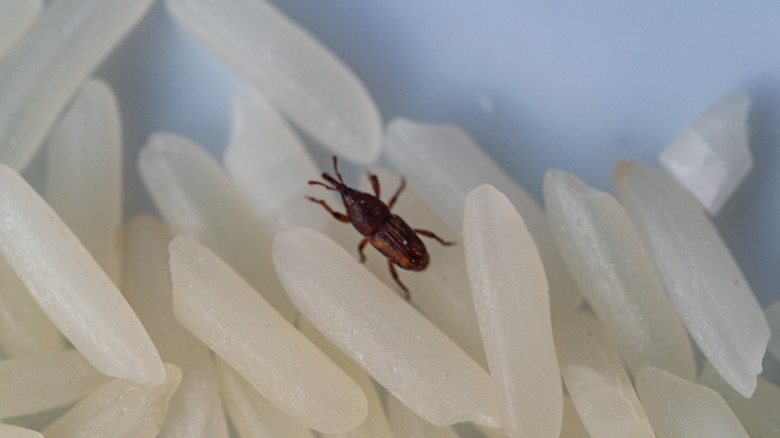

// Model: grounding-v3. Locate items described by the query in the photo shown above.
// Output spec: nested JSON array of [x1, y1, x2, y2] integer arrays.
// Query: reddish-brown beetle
[[307, 155, 454, 301]]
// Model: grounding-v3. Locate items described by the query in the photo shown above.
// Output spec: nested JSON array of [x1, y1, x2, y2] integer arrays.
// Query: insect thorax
[[344, 192, 390, 235]]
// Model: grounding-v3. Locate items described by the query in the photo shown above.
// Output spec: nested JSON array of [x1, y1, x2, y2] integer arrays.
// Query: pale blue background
[[95, 1, 780, 307]]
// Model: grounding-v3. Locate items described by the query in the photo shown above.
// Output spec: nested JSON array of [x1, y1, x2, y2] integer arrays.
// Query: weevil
[[306, 155, 454, 301]]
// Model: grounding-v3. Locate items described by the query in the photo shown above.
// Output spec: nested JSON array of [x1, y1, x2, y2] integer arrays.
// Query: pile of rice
[[0, 1, 777, 438]]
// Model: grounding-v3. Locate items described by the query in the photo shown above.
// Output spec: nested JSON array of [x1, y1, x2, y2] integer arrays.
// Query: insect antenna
[[331, 155, 345, 184], [308, 180, 337, 191], [309, 156, 348, 192]]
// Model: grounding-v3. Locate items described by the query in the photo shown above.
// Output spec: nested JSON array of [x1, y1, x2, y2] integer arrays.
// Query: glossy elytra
[[307, 155, 455, 300]]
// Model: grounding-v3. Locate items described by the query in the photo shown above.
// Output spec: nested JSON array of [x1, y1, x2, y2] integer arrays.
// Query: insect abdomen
[[370, 215, 428, 271]]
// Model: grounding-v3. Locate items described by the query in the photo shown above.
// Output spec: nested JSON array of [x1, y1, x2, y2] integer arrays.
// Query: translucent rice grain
[[0, 350, 110, 419], [385, 118, 581, 315], [463, 185, 562, 438], [766, 300, 780, 362], [224, 88, 332, 234], [122, 216, 228, 438], [553, 311, 654, 438], [543, 170, 695, 379], [41, 363, 182, 438], [699, 362, 780, 438], [169, 235, 367, 434], [214, 357, 316, 438], [0, 0, 154, 171], [46, 79, 122, 286], [299, 318, 394, 438], [1, 405, 72, 433], [615, 161, 769, 397], [636, 366, 749, 438], [472, 424, 510, 438], [354, 167, 487, 369], [138, 132, 295, 320], [659, 94, 752, 215], [0, 257, 65, 358], [560, 396, 589, 438], [165, 0, 381, 163], [386, 394, 461, 438], [0, 0, 42, 59], [273, 227, 501, 427], [0, 424, 43, 438], [0, 164, 164, 385]]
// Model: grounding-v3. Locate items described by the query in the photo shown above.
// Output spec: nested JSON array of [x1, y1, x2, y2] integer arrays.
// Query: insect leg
[[388, 260, 410, 301], [357, 237, 370, 262], [367, 171, 380, 198], [387, 177, 406, 210], [305, 196, 350, 222], [414, 228, 456, 246]]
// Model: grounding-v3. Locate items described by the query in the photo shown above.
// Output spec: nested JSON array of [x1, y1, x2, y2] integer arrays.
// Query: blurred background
[[84, 0, 780, 307]]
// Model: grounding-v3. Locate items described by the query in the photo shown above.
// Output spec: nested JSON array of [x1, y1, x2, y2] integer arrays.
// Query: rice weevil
[[306, 155, 454, 301]]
